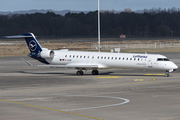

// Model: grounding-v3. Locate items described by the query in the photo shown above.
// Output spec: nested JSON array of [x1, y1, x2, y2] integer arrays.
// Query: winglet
[[21, 58, 35, 66]]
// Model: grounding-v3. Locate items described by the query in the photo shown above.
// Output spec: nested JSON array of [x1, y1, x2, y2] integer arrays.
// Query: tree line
[[1, 7, 180, 38]]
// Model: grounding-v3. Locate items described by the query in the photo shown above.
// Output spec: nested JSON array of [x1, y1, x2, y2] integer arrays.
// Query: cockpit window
[[164, 58, 170, 61], [157, 58, 170, 61], [157, 58, 163, 61]]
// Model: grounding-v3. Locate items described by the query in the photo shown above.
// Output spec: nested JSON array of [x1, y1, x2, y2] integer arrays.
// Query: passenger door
[[147, 58, 153, 68]]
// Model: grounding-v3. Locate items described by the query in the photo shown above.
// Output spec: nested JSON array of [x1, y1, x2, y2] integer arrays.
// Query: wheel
[[165, 74, 169, 77], [76, 71, 81, 76], [76, 71, 84, 75], [80, 71, 84, 75], [165, 71, 169, 77], [95, 70, 99, 75], [92, 70, 96, 75], [92, 70, 99, 75]]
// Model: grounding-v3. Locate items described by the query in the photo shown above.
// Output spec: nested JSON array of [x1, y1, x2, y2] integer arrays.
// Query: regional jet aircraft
[[4, 33, 178, 77]]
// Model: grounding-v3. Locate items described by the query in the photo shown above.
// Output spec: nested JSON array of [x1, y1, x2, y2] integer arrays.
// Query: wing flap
[[37, 64, 98, 69], [21, 58, 98, 69]]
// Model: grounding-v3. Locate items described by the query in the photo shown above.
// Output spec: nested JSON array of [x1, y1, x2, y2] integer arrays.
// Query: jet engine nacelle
[[40, 50, 54, 59]]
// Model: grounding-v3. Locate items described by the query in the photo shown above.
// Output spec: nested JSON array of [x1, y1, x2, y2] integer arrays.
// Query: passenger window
[[98, 56, 99, 59], [123, 58, 124, 60], [65, 55, 67, 57], [104, 57, 106, 59], [130, 58, 132, 60], [126, 58, 128, 60], [84, 56, 86, 58], [73, 55, 75, 58], [69, 55, 71, 58], [76, 55, 78, 58], [108, 57, 110, 59], [111, 57, 113, 60], [119, 57, 121, 60], [80, 56, 82, 58], [101, 56, 103, 59], [115, 57, 117, 60]]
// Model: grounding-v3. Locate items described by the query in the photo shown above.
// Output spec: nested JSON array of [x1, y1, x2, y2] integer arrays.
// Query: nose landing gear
[[165, 71, 169, 77]]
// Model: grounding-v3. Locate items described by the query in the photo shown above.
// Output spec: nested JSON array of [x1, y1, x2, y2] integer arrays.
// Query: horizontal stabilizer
[[3, 35, 32, 39], [21, 58, 34, 66], [4, 33, 43, 54]]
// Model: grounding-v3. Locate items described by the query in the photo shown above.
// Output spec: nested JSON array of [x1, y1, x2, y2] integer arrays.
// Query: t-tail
[[4, 33, 54, 64]]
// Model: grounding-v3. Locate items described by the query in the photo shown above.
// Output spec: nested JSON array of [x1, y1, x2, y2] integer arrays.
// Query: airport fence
[[91, 42, 180, 50]]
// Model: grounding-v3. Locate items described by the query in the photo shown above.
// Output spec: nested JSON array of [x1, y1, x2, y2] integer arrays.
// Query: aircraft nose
[[167, 62, 178, 72], [171, 62, 178, 70], [174, 64, 178, 69]]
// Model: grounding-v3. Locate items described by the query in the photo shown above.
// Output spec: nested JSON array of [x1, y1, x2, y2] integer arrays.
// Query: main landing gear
[[76, 70, 84, 76], [92, 70, 99, 75], [76, 70, 99, 76]]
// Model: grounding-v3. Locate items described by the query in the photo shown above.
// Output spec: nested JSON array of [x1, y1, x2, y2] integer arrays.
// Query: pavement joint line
[[0, 76, 157, 94], [0, 99, 103, 120]]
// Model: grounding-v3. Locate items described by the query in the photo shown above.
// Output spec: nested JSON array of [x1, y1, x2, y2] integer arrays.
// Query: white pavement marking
[[59, 95, 130, 111]]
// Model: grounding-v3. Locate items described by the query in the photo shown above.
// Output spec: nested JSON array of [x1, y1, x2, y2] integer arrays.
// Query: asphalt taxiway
[[0, 52, 180, 120]]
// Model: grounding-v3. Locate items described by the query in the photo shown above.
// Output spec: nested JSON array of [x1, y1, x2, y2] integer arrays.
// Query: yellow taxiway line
[[134, 79, 144, 81], [144, 74, 165, 76], [0, 76, 156, 94], [0, 99, 103, 120], [94, 76, 122, 78]]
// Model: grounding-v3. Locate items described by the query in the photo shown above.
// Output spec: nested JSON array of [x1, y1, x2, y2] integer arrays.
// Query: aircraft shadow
[[16, 71, 165, 77], [17, 71, 114, 76], [17, 71, 73, 75]]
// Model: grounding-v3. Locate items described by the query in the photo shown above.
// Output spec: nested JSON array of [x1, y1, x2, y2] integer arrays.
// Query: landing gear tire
[[76, 71, 84, 76], [92, 70, 99, 75], [165, 71, 169, 77]]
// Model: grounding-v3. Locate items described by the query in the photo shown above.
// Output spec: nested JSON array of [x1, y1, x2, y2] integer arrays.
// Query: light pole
[[98, 0, 101, 52]]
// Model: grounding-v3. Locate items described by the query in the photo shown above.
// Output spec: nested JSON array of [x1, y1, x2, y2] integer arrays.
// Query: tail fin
[[4, 33, 42, 53], [4, 33, 50, 64]]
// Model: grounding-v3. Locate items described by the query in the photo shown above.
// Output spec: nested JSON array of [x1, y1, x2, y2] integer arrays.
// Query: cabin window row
[[97, 56, 146, 61], [65, 55, 146, 61], [65, 55, 92, 59]]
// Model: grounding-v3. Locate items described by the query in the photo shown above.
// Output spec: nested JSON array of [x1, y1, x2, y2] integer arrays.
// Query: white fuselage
[[45, 50, 178, 71], [4, 33, 178, 76]]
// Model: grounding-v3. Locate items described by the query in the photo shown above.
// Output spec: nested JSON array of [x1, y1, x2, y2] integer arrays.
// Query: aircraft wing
[[21, 58, 98, 69]]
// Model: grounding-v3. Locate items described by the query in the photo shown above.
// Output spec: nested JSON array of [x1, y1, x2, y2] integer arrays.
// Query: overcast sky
[[0, 0, 179, 12]]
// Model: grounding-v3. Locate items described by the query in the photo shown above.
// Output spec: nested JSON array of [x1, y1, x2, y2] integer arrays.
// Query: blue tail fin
[[24, 33, 42, 53], [4, 33, 42, 53], [4, 33, 49, 64]]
